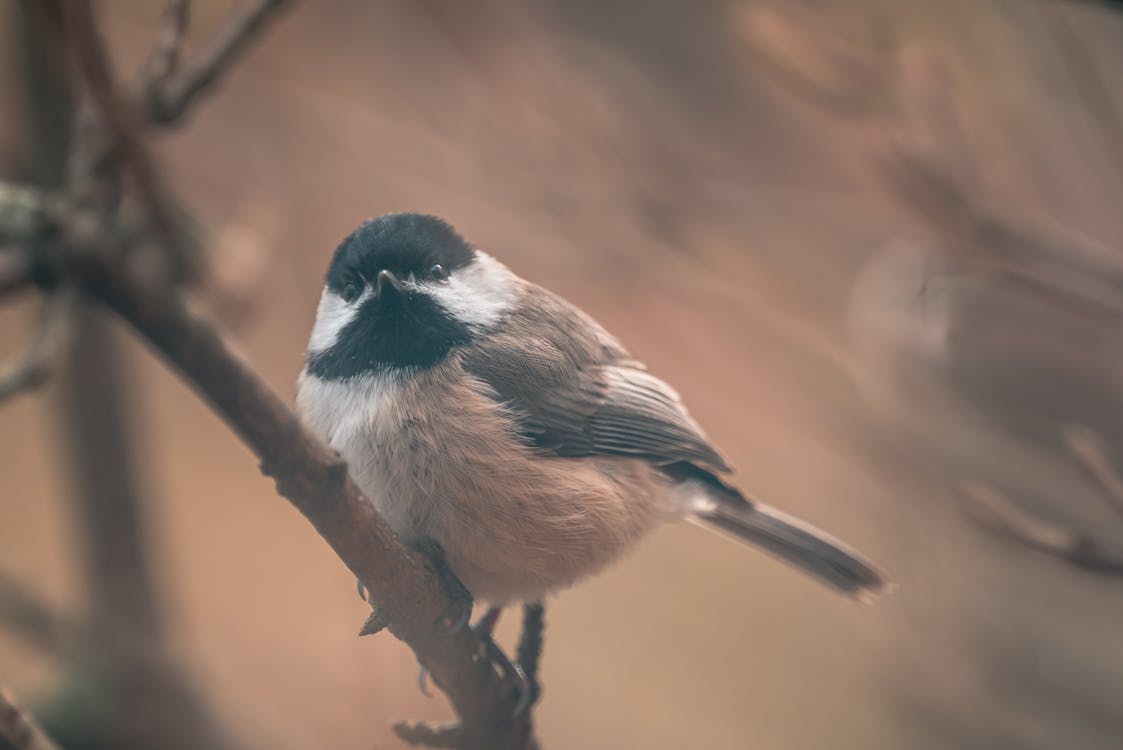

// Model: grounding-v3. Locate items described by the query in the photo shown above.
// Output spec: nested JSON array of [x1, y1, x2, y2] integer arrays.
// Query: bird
[[295, 212, 888, 696]]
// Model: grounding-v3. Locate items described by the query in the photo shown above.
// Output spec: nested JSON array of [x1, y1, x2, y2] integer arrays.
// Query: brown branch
[[0, 251, 31, 298], [880, 152, 1123, 319], [1062, 425, 1123, 516], [0, 285, 76, 403], [24, 1, 538, 745], [62, 1, 195, 282], [0, 570, 78, 656], [1038, 2, 1123, 186], [58, 304, 166, 641], [961, 482, 1123, 574], [68, 249, 535, 749], [0, 689, 63, 750], [146, 0, 292, 125], [0, 183, 51, 246], [142, 0, 191, 91]]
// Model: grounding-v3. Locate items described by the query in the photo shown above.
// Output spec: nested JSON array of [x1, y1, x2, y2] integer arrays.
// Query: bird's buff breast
[[296, 357, 672, 604]]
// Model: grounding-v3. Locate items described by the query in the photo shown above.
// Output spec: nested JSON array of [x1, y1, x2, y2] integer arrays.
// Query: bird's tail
[[693, 481, 889, 601]]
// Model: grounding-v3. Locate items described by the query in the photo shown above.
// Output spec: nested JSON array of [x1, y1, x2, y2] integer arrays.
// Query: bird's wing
[[459, 286, 732, 476]]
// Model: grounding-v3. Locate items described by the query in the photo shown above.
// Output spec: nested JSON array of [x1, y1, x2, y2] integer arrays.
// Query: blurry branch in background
[[1039, 2, 1123, 186], [0, 690, 62, 750], [141, 0, 189, 92], [0, 184, 54, 247], [870, 41, 1123, 574], [732, 2, 896, 118], [1064, 425, 1123, 514], [0, 286, 75, 402], [141, 0, 289, 125], [0, 1, 543, 749], [0, 252, 31, 296], [67, 3, 181, 256], [0, 573, 79, 658], [739, 1, 1123, 581], [961, 474, 1123, 575], [879, 152, 1123, 321], [738, 0, 1123, 323], [2, 2, 240, 749], [960, 424, 1123, 576]]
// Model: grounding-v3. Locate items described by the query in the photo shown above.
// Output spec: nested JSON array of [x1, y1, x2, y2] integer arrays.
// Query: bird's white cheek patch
[[429, 251, 516, 331], [307, 287, 368, 354]]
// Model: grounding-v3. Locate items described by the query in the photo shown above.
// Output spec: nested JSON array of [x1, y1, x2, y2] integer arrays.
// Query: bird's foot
[[411, 539, 474, 636], [417, 606, 531, 714]]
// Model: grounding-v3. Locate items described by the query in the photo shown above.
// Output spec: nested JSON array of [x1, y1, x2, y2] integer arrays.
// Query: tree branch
[[961, 482, 1123, 574], [146, 0, 291, 125], [0, 251, 32, 298], [0, 183, 51, 246], [1062, 425, 1123, 516], [0, 570, 79, 656], [62, 0, 195, 282], [57, 303, 166, 641], [880, 152, 1123, 319], [0, 689, 63, 750], [142, 0, 191, 92], [1041, 1, 1123, 186], [67, 249, 534, 748], [0, 285, 76, 403], [4, 0, 540, 744]]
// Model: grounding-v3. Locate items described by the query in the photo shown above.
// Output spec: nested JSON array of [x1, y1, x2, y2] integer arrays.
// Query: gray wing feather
[[460, 285, 731, 475], [590, 367, 730, 471]]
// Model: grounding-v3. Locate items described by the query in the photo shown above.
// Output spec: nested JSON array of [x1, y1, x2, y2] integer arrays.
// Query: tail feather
[[696, 492, 889, 601]]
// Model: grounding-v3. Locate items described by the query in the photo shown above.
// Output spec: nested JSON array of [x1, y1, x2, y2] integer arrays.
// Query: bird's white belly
[[296, 365, 675, 604]]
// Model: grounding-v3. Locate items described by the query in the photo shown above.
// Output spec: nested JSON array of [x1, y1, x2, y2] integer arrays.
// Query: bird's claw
[[418, 608, 530, 715], [485, 637, 532, 716]]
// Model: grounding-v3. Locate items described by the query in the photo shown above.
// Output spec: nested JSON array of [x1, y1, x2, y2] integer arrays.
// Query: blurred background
[[3, 1, 1123, 748]]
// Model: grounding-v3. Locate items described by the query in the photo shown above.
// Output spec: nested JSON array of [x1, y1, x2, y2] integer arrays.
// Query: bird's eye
[[341, 282, 360, 303], [428, 264, 448, 282]]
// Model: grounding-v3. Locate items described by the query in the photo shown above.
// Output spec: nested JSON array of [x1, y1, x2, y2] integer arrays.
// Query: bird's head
[[304, 212, 515, 379]]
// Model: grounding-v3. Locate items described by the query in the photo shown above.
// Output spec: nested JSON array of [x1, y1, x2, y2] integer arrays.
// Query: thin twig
[[961, 482, 1123, 574], [1062, 425, 1123, 516], [147, 0, 292, 125], [62, 1, 195, 281], [0, 252, 32, 298], [0, 183, 50, 246], [516, 603, 545, 709], [881, 152, 1123, 319], [142, 0, 191, 90], [0, 690, 63, 750], [0, 285, 77, 403], [1038, 2, 1123, 187], [0, 570, 78, 656]]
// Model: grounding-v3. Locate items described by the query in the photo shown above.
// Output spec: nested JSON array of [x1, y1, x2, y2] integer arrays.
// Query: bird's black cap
[[325, 213, 475, 293]]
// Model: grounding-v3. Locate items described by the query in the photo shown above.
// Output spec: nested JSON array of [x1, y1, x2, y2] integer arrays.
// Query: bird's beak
[[376, 269, 404, 298]]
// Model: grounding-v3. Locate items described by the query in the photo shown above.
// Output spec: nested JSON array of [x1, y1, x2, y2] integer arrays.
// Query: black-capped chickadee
[[296, 213, 888, 619]]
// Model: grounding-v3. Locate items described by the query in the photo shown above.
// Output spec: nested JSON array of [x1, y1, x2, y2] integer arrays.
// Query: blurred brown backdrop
[[3, 1, 1123, 748]]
